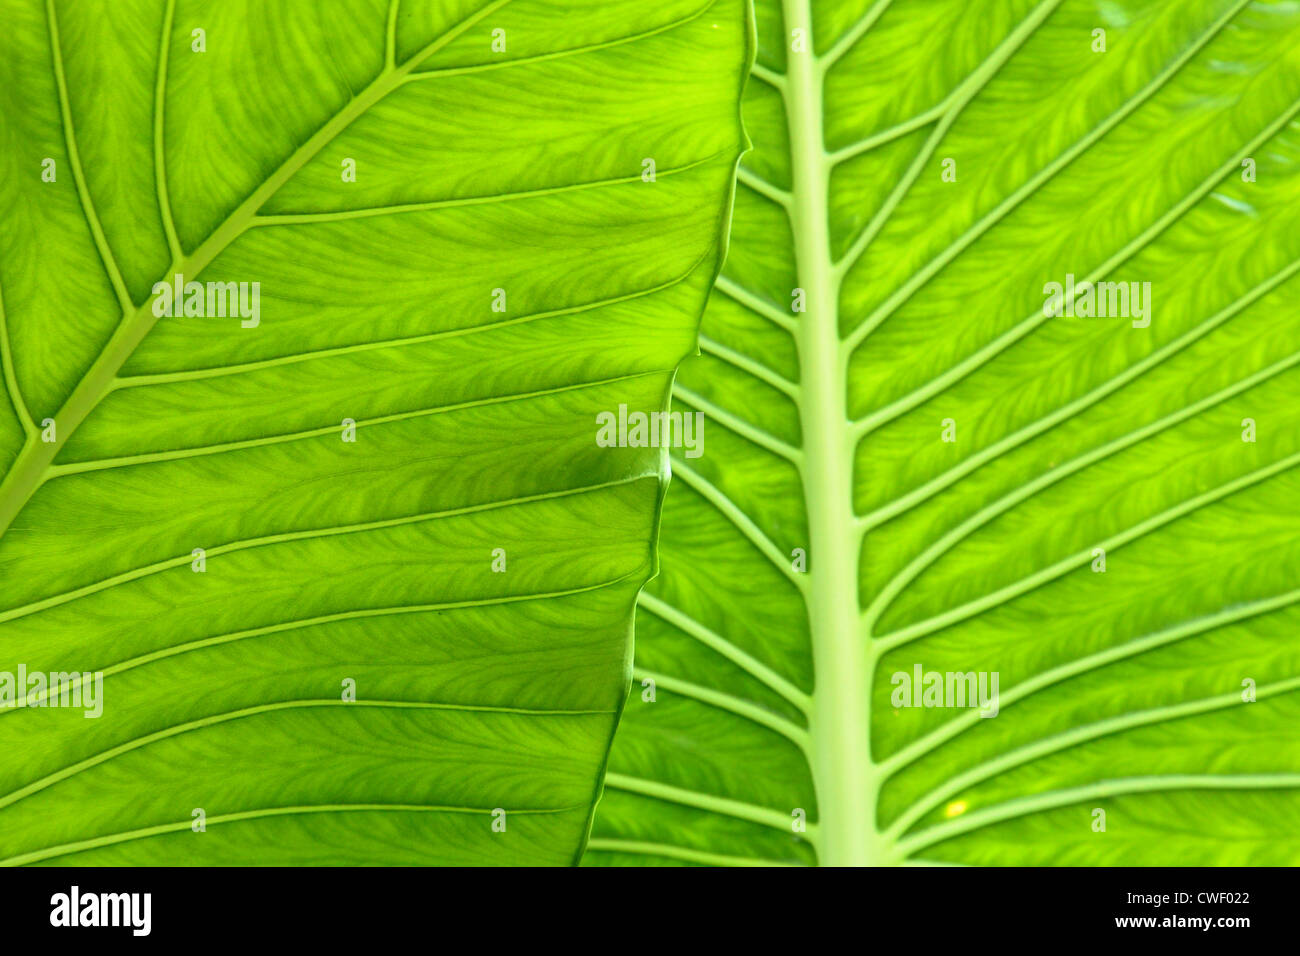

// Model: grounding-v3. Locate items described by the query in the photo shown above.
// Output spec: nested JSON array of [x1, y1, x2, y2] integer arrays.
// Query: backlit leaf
[[0, 0, 749, 865], [588, 0, 1300, 867]]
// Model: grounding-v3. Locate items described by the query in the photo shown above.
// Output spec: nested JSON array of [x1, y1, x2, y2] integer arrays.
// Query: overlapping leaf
[[588, 0, 1300, 866], [0, 0, 749, 865]]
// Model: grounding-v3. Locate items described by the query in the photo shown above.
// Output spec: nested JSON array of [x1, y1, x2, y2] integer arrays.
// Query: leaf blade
[[589, 0, 1300, 867], [0, 0, 751, 866]]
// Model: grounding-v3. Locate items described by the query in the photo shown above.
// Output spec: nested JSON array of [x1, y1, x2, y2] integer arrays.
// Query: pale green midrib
[[796, 0, 1275, 864], [0, 696, 612, 815], [784, 0, 877, 866], [745, 0, 1292, 866], [0, 0, 511, 543], [2, 802, 586, 868]]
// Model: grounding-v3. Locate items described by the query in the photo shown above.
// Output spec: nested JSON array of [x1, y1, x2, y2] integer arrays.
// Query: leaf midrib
[[780, 0, 877, 868], [634, 0, 1297, 868], [0, 0, 513, 542]]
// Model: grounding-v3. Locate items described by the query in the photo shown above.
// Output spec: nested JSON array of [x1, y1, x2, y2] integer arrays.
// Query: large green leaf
[[587, 0, 1300, 866], [0, 0, 748, 865]]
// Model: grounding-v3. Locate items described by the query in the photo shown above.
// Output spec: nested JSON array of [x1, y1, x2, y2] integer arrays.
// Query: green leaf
[[587, 0, 1300, 866], [0, 0, 748, 865]]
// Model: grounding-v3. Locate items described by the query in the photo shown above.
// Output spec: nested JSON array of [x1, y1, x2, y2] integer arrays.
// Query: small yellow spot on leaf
[[945, 801, 968, 818]]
